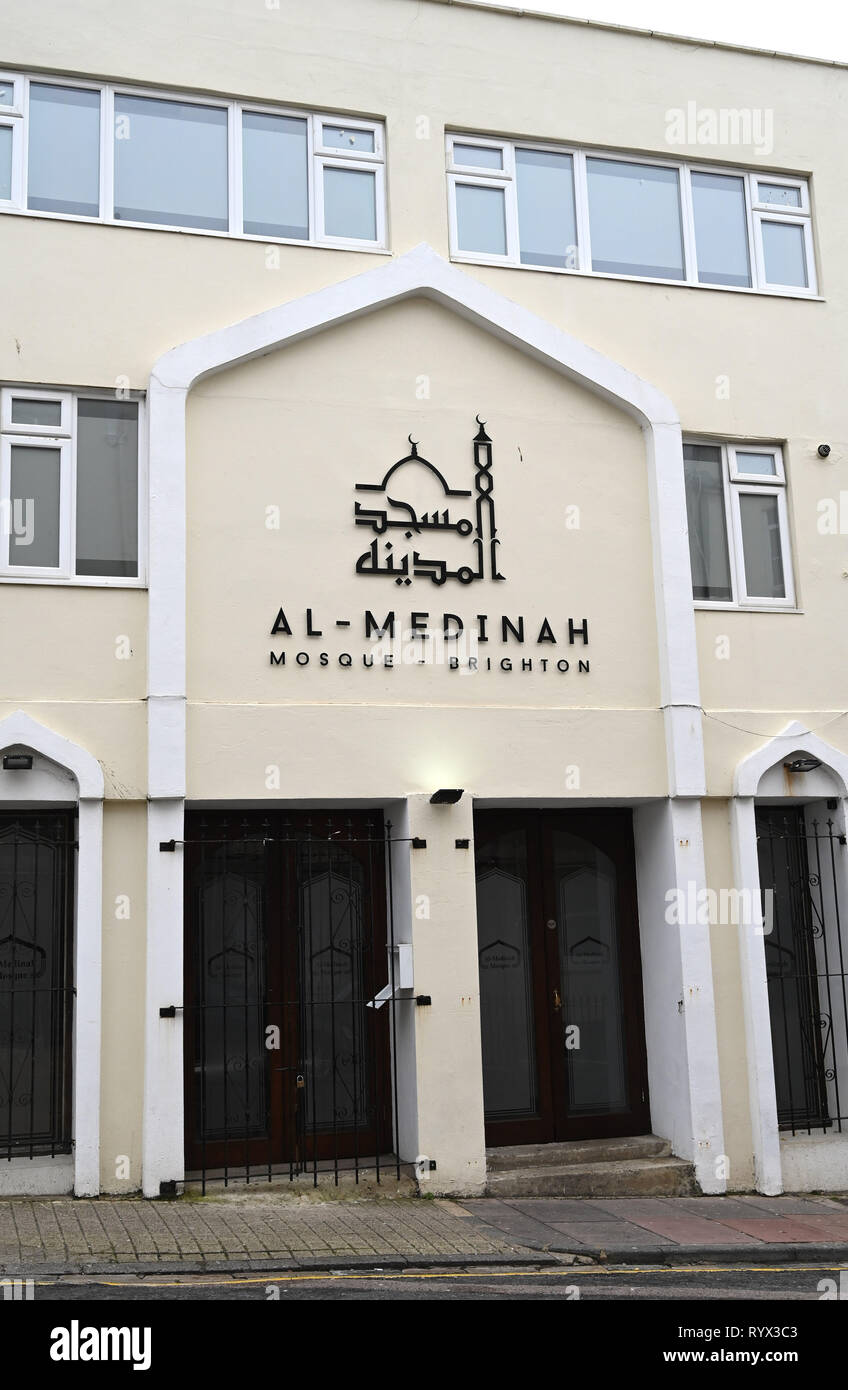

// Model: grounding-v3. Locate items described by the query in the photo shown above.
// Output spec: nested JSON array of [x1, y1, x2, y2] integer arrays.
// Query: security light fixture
[[784, 757, 822, 774], [2, 753, 33, 771], [429, 788, 464, 804]]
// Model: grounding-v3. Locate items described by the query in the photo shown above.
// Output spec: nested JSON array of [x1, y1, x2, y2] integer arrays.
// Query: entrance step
[[486, 1135, 698, 1198]]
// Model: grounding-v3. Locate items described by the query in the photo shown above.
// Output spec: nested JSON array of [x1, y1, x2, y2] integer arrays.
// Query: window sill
[[0, 574, 146, 589], [449, 252, 823, 301], [694, 601, 803, 614], [0, 205, 390, 255]]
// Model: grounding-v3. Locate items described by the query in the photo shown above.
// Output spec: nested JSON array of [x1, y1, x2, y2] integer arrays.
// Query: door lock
[[546, 919, 557, 931], [296, 1074, 305, 1090], [553, 988, 562, 1011]]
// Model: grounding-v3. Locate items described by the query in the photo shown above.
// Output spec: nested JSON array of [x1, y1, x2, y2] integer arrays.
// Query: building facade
[[1, 0, 846, 1199]]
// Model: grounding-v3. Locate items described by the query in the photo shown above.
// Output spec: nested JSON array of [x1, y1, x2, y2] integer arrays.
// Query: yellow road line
[[34, 1262, 848, 1289]]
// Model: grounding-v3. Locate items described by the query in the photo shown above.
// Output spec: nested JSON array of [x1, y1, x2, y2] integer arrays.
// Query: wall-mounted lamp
[[429, 788, 464, 804], [2, 753, 33, 771], [784, 757, 822, 774]]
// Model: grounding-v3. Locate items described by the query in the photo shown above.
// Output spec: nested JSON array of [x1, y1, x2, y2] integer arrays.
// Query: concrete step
[[486, 1134, 671, 1172], [486, 1155, 698, 1199]]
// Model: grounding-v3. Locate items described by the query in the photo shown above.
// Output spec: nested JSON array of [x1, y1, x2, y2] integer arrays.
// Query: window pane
[[761, 220, 808, 287], [683, 444, 732, 601], [10, 398, 62, 428], [243, 112, 308, 239], [515, 148, 576, 268], [322, 166, 377, 240], [757, 182, 802, 208], [739, 493, 786, 598], [9, 445, 60, 567], [75, 400, 139, 578], [0, 126, 11, 201], [735, 450, 777, 476], [322, 124, 375, 153], [114, 95, 228, 231], [0, 81, 14, 106], [587, 158, 684, 279], [28, 83, 100, 217], [455, 183, 506, 255], [691, 171, 751, 287], [453, 142, 502, 170]]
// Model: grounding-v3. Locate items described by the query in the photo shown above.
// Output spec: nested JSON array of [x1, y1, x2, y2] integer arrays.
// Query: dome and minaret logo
[[353, 417, 505, 586]]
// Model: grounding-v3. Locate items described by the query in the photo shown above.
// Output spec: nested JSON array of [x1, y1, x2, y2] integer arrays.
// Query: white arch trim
[[732, 721, 848, 1193], [735, 719, 848, 797], [0, 710, 102, 1196], [143, 243, 716, 1194], [148, 242, 704, 795]]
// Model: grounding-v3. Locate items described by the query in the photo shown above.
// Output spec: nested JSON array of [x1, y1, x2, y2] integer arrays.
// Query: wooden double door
[[183, 812, 392, 1175], [475, 810, 650, 1147]]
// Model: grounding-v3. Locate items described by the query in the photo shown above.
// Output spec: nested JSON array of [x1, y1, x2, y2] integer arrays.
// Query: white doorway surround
[[732, 720, 848, 1193], [0, 710, 103, 1196]]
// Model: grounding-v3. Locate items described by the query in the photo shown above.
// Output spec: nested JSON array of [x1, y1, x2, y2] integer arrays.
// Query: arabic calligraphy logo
[[354, 418, 506, 586]]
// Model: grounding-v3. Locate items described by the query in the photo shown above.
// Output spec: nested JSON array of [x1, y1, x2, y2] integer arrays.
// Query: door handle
[[553, 988, 562, 1011]]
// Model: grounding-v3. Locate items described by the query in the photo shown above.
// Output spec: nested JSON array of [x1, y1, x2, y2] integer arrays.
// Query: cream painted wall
[[0, 589, 147, 795], [701, 797, 755, 1190], [99, 801, 147, 1191], [184, 296, 665, 797]]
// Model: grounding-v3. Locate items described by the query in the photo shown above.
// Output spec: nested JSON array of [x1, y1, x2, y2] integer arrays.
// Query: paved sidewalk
[[0, 1192, 547, 1275], [457, 1193, 848, 1263], [1, 1191, 847, 1275]]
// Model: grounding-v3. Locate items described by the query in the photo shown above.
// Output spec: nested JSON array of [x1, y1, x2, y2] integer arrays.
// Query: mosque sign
[[267, 418, 591, 677]]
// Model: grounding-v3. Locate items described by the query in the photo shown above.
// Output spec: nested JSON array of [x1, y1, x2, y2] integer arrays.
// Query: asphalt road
[[24, 1263, 848, 1299]]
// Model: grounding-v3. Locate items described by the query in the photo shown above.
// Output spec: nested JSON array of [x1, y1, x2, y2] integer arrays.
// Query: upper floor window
[[0, 72, 386, 249], [447, 133, 816, 296], [683, 440, 794, 608], [0, 388, 143, 585]]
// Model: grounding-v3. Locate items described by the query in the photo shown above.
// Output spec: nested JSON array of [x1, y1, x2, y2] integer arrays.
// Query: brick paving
[[0, 1191, 847, 1273], [0, 1193, 539, 1271]]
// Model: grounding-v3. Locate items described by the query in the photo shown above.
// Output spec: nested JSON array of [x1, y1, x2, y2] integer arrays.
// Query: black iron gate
[[0, 812, 75, 1159], [183, 812, 403, 1189], [757, 808, 848, 1134]]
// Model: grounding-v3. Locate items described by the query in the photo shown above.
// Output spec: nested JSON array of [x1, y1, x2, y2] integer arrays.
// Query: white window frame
[[728, 444, 785, 484], [0, 386, 146, 588], [0, 435, 72, 577], [0, 72, 23, 207], [314, 152, 386, 250], [752, 208, 817, 295], [685, 438, 795, 611], [0, 70, 387, 252], [446, 132, 817, 298], [0, 387, 73, 436], [448, 165, 518, 265], [729, 482, 795, 609]]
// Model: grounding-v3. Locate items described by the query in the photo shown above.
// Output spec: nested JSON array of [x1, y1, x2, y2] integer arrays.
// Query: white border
[[0, 709, 103, 1196], [142, 242, 723, 1195]]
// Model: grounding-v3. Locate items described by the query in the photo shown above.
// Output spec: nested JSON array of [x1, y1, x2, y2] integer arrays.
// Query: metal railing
[[757, 810, 848, 1136], [0, 812, 74, 1160], [182, 812, 407, 1192]]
